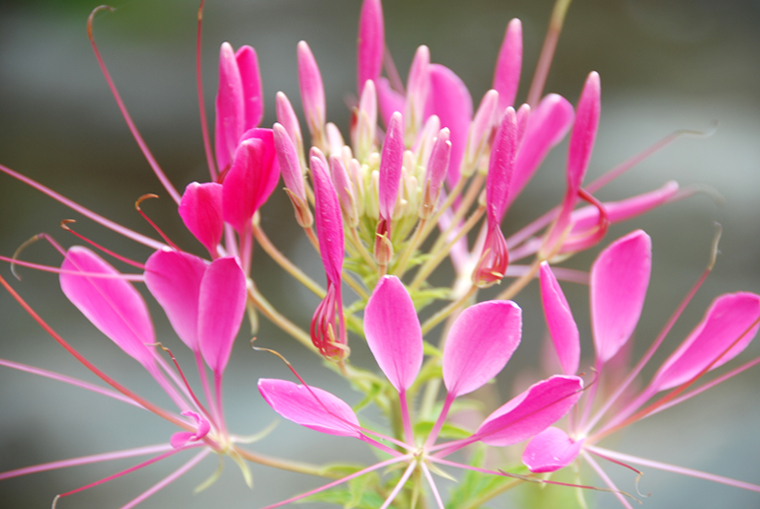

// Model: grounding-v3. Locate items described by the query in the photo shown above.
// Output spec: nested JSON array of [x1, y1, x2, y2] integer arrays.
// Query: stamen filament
[[195, 0, 218, 180], [61, 220, 146, 270]]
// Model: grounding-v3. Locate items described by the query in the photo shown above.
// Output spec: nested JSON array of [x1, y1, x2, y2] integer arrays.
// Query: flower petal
[[235, 45, 264, 130], [567, 71, 600, 193], [378, 111, 404, 222], [215, 42, 245, 173], [540, 262, 580, 375], [475, 375, 583, 447], [60, 246, 155, 369], [424, 64, 473, 186], [144, 248, 207, 352], [178, 182, 224, 256], [522, 427, 584, 473], [274, 123, 306, 202], [311, 153, 345, 284], [377, 77, 405, 128], [442, 300, 522, 397], [364, 276, 423, 392], [590, 230, 651, 364], [651, 292, 760, 391], [493, 18, 522, 115], [258, 379, 361, 438], [297, 41, 326, 138], [487, 106, 518, 223], [357, 0, 384, 95], [198, 257, 247, 375], [507, 94, 574, 210]]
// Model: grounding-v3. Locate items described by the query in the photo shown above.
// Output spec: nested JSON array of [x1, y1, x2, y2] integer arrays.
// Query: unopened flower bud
[[326, 122, 344, 158], [419, 128, 451, 219], [297, 41, 327, 151], [329, 155, 359, 228], [463, 89, 499, 177], [274, 123, 312, 227], [276, 92, 306, 170], [404, 45, 430, 147]]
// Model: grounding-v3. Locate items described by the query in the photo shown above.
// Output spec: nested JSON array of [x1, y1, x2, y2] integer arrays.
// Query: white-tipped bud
[[329, 155, 360, 228], [419, 128, 451, 219], [413, 114, 441, 169], [464, 89, 499, 177], [325, 122, 345, 158], [353, 80, 378, 161], [276, 92, 306, 170], [404, 45, 430, 147]]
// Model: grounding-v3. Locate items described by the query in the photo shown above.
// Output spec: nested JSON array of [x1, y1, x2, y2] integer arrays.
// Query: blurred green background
[[1, 0, 759, 507]]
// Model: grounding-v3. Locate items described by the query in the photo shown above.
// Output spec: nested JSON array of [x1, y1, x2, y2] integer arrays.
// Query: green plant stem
[[393, 218, 427, 277], [495, 258, 542, 301], [421, 285, 478, 335], [234, 446, 341, 479], [428, 173, 484, 256], [246, 284, 317, 354]]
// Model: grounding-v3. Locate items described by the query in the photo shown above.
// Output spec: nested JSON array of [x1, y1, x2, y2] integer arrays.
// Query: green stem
[[234, 446, 341, 479], [246, 284, 317, 354], [421, 285, 478, 335], [526, 0, 573, 108]]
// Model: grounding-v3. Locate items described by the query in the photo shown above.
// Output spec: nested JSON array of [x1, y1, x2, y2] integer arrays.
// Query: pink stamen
[[398, 389, 415, 446], [61, 220, 146, 270], [587, 446, 760, 493], [0, 358, 142, 408], [421, 462, 446, 509], [0, 163, 164, 250], [118, 448, 212, 509], [134, 194, 180, 251], [0, 273, 189, 430], [87, 7, 181, 204], [153, 343, 215, 428], [424, 392, 456, 448], [195, 0, 217, 180], [582, 450, 635, 509], [380, 461, 417, 509], [0, 255, 144, 281], [0, 443, 172, 481]]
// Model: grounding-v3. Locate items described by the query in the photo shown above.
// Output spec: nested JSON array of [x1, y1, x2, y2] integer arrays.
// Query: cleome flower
[[522, 230, 760, 507], [259, 275, 584, 508]]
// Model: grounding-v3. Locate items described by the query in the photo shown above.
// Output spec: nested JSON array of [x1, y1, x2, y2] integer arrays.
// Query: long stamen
[[0, 358, 142, 408], [0, 163, 164, 250], [582, 451, 635, 509], [87, 6, 181, 204], [61, 220, 146, 270], [135, 194, 180, 250], [195, 0, 217, 180], [153, 343, 215, 426], [380, 461, 417, 509], [526, 0, 572, 107], [421, 462, 446, 509], [0, 273, 188, 430], [0, 443, 172, 481], [10, 233, 65, 280], [1, 255, 144, 281]]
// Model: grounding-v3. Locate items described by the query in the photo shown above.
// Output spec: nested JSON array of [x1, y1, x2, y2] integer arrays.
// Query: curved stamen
[[61, 220, 146, 270], [195, 0, 217, 180]]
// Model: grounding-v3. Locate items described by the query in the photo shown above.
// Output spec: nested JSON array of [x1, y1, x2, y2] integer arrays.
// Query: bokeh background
[[1, 0, 759, 507]]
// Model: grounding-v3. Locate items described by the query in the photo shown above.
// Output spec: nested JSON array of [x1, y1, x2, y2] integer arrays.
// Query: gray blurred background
[[0, 0, 759, 507]]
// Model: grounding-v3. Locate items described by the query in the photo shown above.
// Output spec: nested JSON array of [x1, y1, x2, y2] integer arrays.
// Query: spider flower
[[522, 231, 760, 506], [259, 276, 583, 508]]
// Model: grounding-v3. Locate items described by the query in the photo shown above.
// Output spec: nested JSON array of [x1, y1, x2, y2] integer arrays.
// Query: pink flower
[[524, 230, 760, 506], [259, 276, 583, 508]]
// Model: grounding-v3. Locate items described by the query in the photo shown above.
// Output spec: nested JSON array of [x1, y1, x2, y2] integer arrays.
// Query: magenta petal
[[377, 77, 405, 128], [274, 123, 306, 202], [570, 181, 679, 233], [567, 72, 601, 193], [297, 41, 326, 137], [651, 292, 760, 392], [258, 379, 361, 438], [222, 129, 280, 233], [311, 154, 344, 284], [364, 276, 423, 392], [197, 257, 247, 375], [378, 111, 404, 221], [215, 42, 245, 173], [357, 0, 384, 95], [144, 248, 207, 352], [590, 230, 651, 364], [522, 427, 584, 473], [507, 94, 574, 209], [404, 45, 430, 137], [235, 45, 264, 130], [493, 18, 522, 114], [60, 246, 155, 369], [178, 182, 224, 256], [424, 64, 473, 186], [475, 375, 583, 447], [487, 107, 518, 223], [442, 300, 522, 397], [540, 262, 580, 375]]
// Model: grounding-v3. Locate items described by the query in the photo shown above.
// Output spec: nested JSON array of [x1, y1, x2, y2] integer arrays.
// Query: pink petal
[[60, 246, 155, 369], [442, 300, 522, 397], [178, 182, 224, 256], [171, 411, 210, 449], [377, 77, 405, 128], [198, 257, 247, 375], [364, 276, 423, 392], [424, 64, 473, 186], [540, 262, 580, 375], [567, 72, 601, 194], [464, 89, 499, 171], [297, 41, 326, 137], [258, 379, 361, 438], [144, 248, 207, 352], [235, 45, 264, 130], [222, 129, 280, 233], [404, 45, 430, 138], [274, 123, 306, 202], [590, 230, 651, 364], [357, 0, 384, 95], [487, 107, 518, 223], [651, 292, 760, 391], [378, 111, 404, 222], [570, 181, 679, 233], [492, 18, 522, 114], [330, 155, 358, 226], [311, 154, 344, 284], [275, 92, 304, 163], [422, 128, 451, 208], [475, 375, 583, 446], [522, 427, 584, 473], [507, 94, 574, 210], [215, 42, 245, 173]]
